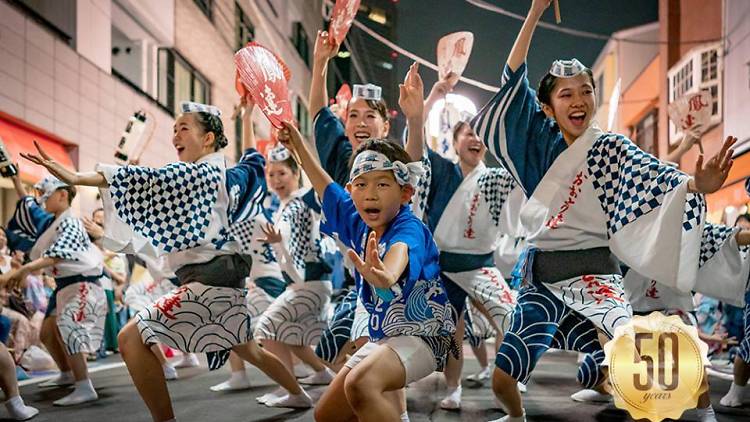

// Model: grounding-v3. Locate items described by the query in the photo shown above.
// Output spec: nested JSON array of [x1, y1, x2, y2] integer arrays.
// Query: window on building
[[295, 98, 310, 137], [157, 49, 209, 116], [15, 0, 76, 43], [235, 3, 255, 49], [291, 22, 310, 67], [633, 109, 658, 156], [193, 0, 212, 20], [667, 44, 722, 144]]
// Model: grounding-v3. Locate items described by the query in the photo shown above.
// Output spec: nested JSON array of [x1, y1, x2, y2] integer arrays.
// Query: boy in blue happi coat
[[276, 121, 456, 422]]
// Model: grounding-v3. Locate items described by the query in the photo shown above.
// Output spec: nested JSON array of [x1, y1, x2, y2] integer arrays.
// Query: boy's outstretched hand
[[347, 231, 397, 289]]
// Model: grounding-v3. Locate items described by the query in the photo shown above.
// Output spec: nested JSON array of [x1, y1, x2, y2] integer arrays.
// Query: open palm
[[347, 231, 395, 288], [693, 136, 736, 194]]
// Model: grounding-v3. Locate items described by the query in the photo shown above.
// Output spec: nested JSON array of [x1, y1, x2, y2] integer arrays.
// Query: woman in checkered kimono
[[471, 2, 740, 421], [22, 100, 311, 421], [253, 145, 337, 394], [0, 177, 106, 408]]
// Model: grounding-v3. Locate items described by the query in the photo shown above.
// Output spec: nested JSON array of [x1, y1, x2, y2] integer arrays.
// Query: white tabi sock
[[696, 404, 717, 422], [52, 379, 98, 406], [210, 370, 251, 392], [440, 385, 462, 410], [720, 382, 747, 407], [4, 396, 39, 420], [38, 371, 74, 388]]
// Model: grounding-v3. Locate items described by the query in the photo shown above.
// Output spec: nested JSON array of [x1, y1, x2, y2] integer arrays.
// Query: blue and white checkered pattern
[[587, 134, 693, 236], [180, 101, 221, 117], [282, 198, 323, 274], [412, 150, 431, 218], [683, 194, 706, 231], [43, 218, 90, 261], [110, 162, 222, 253], [478, 167, 515, 227], [349, 150, 425, 187], [699, 223, 737, 267]]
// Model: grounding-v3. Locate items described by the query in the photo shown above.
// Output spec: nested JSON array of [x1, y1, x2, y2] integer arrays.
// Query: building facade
[[0, 0, 320, 219]]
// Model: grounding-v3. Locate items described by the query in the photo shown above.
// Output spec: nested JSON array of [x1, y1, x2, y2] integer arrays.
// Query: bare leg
[[315, 367, 357, 422], [40, 317, 71, 372], [291, 346, 327, 372], [150, 344, 168, 366], [0, 343, 38, 419], [261, 340, 293, 371], [0, 344, 19, 399], [471, 340, 489, 369], [228, 352, 246, 372], [492, 367, 523, 417], [344, 345, 406, 422], [68, 353, 89, 382], [735, 356, 750, 386], [443, 316, 466, 389], [231, 342, 302, 395], [118, 320, 174, 421]]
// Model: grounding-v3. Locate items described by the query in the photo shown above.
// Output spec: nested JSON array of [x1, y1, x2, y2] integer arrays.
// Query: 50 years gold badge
[[603, 312, 710, 422]]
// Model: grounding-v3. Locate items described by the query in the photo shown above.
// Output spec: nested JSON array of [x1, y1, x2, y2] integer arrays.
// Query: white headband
[[349, 150, 424, 187], [180, 101, 222, 117], [549, 58, 587, 78], [352, 84, 382, 101], [268, 145, 291, 162]]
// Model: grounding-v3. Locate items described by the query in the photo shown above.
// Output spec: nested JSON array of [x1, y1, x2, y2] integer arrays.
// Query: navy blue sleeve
[[314, 107, 352, 187], [7, 196, 53, 240], [225, 148, 268, 222], [471, 63, 566, 196]]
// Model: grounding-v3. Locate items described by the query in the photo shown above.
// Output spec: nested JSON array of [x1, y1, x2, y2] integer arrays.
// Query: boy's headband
[[349, 150, 424, 187]]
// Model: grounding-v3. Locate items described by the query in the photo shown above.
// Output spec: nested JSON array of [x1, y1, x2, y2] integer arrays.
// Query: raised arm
[[22, 141, 107, 187], [399, 62, 426, 162], [423, 72, 459, 122], [241, 98, 257, 151], [277, 121, 333, 199], [507, 0, 551, 72], [309, 30, 340, 124], [11, 173, 27, 197]]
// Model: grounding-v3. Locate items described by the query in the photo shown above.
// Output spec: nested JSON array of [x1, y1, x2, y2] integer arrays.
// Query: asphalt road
[[11, 350, 750, 421]]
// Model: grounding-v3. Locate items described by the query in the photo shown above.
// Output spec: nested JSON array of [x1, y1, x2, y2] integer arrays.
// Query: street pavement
[[11, 350, 750, 421]]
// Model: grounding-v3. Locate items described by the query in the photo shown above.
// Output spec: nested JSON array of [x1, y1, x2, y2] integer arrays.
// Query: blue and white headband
[[549, 58, 587, 78], [349, 150, 424, 187], [180, 101, 222, 117], [268, 145, 291, 162]]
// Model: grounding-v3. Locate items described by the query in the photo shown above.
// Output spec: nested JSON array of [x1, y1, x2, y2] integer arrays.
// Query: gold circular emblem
[[603, 312, 710, 422]]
